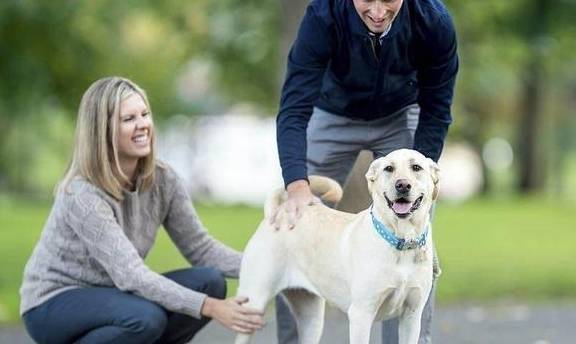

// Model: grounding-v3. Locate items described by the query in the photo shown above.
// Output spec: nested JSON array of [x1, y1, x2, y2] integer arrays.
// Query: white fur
[[235, 149, 440, 344]]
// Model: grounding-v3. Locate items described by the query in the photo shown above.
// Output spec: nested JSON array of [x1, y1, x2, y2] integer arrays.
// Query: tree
[[0, 0, 281, 193], [446, 0, 576, 194]]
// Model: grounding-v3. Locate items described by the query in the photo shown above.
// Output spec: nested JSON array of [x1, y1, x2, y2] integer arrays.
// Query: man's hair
[[58, 76, 156, 200]]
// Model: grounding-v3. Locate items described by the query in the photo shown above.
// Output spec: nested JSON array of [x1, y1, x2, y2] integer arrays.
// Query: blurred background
[[1, 0, 575, 342]]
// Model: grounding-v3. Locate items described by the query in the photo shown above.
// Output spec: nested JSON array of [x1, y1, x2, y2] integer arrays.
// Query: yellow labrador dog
[[235, 149, 439, 344]]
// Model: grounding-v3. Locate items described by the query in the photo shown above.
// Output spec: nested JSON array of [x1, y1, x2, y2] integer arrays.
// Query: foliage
[[0, 0, 280, 192], [443, 0, 576, 192], [1, 196, 575, 324], [0, 0, 575, 193]]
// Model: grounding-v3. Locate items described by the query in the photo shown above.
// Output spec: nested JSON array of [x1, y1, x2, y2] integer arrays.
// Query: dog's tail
[[309, 175, 343, 205], [264, 176, 343, 218]]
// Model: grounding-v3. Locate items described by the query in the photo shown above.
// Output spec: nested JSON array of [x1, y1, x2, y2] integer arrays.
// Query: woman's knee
[[121, 300, 168, 340], [22, 309, 50, 344], [200, 267, 227, 299], [165, 267, 227, 299]]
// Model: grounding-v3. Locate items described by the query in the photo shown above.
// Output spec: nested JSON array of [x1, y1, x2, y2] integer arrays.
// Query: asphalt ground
[[3, 302, 574, 344]]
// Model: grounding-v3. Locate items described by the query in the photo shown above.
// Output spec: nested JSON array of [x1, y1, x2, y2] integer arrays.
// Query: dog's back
[[263, 175, 344, 220]]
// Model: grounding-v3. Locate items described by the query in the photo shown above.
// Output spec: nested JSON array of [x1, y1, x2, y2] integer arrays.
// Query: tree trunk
[[516, 0, 549, 193], [517, 56, 545, 192], [462, 101, 491, 194]]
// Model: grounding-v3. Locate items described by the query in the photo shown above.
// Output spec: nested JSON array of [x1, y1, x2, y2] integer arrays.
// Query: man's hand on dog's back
[[271, 179, 319, 230]]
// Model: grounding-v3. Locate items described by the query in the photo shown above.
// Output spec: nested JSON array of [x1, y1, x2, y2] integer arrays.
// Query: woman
[[20, 76, 264, 344]]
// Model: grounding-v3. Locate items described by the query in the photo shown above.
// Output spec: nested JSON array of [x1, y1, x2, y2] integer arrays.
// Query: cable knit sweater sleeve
[[162, 169, 242, 278], [67, 190, 208, 319]]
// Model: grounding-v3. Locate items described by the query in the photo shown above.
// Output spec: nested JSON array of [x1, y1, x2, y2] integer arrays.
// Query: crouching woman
[[20, 76, 263, 344]]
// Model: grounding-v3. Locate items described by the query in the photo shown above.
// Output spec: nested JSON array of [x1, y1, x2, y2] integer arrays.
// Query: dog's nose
[[395, 179, 412, 194]]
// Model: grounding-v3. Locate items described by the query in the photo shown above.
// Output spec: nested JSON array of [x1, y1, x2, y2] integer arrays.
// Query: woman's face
[[353, 0, 404, 33], [116, 93, 153, 165]]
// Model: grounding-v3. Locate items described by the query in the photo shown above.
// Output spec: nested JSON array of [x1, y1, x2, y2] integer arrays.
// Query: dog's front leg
[[397, 287, 428, 344], [398, 305, 424, 344], [347, 302, 378, 344]]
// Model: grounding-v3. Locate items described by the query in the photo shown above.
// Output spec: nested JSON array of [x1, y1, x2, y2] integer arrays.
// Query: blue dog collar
[[370, 206, 428, 250]]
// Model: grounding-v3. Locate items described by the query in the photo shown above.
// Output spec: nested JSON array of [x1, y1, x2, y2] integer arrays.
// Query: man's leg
[[416, 280, 437, 344], [275, 296, 299, 344], [275, 107, 365, 344]]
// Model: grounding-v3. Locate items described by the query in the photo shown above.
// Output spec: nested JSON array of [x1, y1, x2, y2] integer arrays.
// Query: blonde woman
[[20, 77, 264, 344]]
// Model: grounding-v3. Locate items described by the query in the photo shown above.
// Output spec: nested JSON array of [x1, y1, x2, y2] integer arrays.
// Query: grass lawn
[[1, 194, 575, 324]]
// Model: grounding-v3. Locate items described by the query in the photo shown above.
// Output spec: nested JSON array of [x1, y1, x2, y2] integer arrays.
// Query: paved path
[[3, 303, 574, 343]]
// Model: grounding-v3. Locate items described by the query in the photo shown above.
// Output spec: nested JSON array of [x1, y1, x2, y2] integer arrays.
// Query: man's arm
[[277, 4, 332, 187], [413, 11, 459, 162]]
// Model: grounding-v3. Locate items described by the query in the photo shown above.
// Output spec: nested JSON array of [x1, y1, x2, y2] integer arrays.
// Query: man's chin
[[367, 24, 386, 33], [364, 18, 391, 33]]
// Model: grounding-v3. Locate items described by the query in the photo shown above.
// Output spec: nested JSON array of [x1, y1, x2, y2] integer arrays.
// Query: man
[[274, 0, 458, 343]]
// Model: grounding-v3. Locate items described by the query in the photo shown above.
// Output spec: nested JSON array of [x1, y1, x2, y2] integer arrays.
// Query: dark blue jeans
[[22, 267, 226, 344]]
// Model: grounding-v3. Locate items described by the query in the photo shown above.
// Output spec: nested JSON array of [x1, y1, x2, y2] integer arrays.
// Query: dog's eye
[[412, 164, 423, 172], [383, 166, 394, 172]]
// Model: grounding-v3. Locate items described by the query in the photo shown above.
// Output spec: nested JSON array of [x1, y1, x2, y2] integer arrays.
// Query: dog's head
[[365, 149, 439, 220]]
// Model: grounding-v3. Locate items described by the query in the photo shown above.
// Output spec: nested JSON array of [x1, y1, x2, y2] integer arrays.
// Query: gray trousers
[[275, 105, 437, 344]]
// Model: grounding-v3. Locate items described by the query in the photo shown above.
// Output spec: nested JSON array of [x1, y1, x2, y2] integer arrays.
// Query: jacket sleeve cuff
[[282, 166, 309, 188], [188, 293, 208, 319]]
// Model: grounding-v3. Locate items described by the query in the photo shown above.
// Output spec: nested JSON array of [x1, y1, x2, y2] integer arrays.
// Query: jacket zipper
[[369, 36, 379, 63]]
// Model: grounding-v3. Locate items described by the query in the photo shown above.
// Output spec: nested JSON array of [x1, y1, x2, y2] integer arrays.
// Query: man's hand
[[201, 296, 265, 334], [271, 179, 319, 230]]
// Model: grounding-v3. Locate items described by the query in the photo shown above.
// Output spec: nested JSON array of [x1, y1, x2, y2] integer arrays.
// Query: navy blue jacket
[[277, 0, 459, 186]]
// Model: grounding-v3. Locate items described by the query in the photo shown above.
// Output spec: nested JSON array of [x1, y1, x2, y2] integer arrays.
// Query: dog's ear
[[365, 159, 383, 193], [428, 158, 440, 200]]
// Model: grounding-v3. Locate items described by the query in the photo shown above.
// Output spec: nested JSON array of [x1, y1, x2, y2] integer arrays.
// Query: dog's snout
[[395, 179, 411, 194]]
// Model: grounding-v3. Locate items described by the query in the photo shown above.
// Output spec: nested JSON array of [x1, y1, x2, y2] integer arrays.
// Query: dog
[[235, 149, 440, 344]]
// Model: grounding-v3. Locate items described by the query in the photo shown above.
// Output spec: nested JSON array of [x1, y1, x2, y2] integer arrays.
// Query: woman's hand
[[201, 296, 265, 333]]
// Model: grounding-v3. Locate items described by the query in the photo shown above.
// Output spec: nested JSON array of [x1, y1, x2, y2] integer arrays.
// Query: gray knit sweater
[[20, 164, 242, 319]]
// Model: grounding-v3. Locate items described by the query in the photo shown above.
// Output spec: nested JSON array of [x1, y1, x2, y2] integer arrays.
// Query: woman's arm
[[160, 172, 265, 331], [162, 171, 242, 278], [68, 188, 263, 331], [67, 190, 209, 319]]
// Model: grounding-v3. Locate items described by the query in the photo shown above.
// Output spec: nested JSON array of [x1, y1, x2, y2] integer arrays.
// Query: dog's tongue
[[392, 201, 412, 214]]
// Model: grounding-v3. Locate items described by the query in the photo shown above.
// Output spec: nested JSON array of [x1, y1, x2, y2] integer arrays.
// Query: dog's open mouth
[[385, 194, 424, 218]]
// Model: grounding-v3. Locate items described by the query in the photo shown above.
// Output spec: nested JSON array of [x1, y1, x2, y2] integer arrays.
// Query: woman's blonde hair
[[58, 76, 156, 200]]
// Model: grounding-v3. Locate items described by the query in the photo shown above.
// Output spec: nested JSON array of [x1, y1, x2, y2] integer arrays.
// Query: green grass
[[1, 195, 575, 324], [434, 199, 576, 302]]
